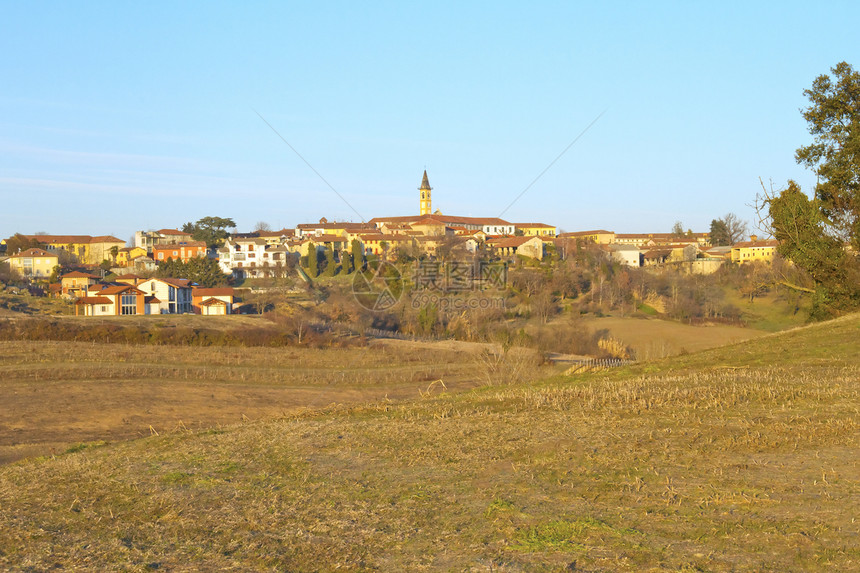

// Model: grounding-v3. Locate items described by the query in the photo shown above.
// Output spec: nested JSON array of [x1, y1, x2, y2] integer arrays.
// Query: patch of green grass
[[512, 519, 607, 551], [725, 289, 809, 331], [63, 441, 108, 454], [638, 303, 658, 316], [485, 497, 516, 517]]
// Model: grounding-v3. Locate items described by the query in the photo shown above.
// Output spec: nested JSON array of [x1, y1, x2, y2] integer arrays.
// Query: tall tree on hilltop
[[795, 61, 860, 250], [756, 62, 860, 319], [761, 180, 860, 319], [182, 216, 236, 248], [709, 213, 748, 246], [709, 219, 730, 246]]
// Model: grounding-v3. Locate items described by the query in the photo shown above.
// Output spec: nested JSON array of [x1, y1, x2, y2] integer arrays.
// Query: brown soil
[[0, 338, 483, 465]]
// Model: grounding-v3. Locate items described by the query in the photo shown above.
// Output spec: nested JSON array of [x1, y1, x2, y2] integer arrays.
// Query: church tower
[[419, 170, 432, 216]]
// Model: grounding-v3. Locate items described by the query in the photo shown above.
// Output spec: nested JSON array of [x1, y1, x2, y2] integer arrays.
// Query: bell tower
[[419, 170, 432, 216]]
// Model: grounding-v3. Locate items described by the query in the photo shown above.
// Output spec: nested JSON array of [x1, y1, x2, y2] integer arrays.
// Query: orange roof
[[411, 216, 448, 226], [513, 223, 554, 228], [61, 271, 100, 279], [98, 285, 138, 295], [370, 215, 512, 227], [558, 230, 614, 237], [157, 229, 190, 236], [11, 248, 56, 258], [297, 222, 372, 231], [22, 234, 123, 245], [732, 239, 779, 248]]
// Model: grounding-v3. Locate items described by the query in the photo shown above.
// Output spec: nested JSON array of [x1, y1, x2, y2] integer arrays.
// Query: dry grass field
[[0, 338, 493, 465], [583, 316, 767, 360], [0, 315, 858, 571]]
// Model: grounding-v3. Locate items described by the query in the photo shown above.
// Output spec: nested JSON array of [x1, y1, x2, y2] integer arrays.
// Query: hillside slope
[[1, 316, 858, 571]]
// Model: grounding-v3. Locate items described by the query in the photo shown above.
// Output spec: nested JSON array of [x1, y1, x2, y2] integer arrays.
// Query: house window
[[121, 294, 137, 315]]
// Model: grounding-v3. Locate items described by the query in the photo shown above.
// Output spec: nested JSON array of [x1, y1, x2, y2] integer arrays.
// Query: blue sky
[[1, 1, 858, 242]]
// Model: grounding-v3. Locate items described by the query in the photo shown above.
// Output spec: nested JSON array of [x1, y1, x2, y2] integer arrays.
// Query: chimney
[[750, 234, 758, 242]]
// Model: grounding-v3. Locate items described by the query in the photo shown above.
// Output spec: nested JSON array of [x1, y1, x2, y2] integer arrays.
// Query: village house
[[514, 223, 557, 237], [731, 236, 779, 264], [608, 244, 642, 267], [16, 235, 125, 266], [370, 213, 515, 237], [74, 284, 157, 316], [557, 230, 616, 245], [115, 246, 148, 267], [134, 229, 195, 253], [131, 277, 194, 314], [487, 236, 545, 260], [192, 287, 235, 315], [218, 237, 295, 279], [613, 232, 710, 248], [357, 233, 413, 257], [409, 216, 452, 237], [152, 241, 208, 263], [59, 271, 100, 296], [295, 220, 374, 239], [6, 248, 59, 279], [241, 228, 297, 245]]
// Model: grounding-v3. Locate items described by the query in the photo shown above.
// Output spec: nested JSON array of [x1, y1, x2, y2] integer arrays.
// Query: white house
[[135, 278, 194, 314], [609, 244, 642, 267], [218, 238, 295, 279]]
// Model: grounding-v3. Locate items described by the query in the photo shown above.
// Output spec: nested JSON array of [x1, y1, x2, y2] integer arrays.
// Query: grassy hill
[[1, 316, 858, 571]]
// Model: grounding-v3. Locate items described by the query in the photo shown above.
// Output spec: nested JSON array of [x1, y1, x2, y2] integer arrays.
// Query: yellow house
[[487, 236, 545, 260], [514, 223, 557, 237], [116, 246, 148, 267], [557, 230, 616, 244], [7, 248, 59, 279], [21, 235, 126, 265], [295, 220, 374, 239], [731, 237, 779, 264], [409, 216, 450, 237], [60, 271, 101, 296]]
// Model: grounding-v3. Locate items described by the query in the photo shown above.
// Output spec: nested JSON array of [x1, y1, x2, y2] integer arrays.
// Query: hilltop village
[[0, 172, 777, 317]]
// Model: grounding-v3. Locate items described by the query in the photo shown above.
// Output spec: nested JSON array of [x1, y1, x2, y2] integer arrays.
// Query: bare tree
[[254, 221, 272, 232], [722, 212, 749, 244]]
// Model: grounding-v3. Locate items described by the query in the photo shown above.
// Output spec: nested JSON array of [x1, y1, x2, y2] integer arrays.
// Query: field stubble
[[0, 315, 858, 570]]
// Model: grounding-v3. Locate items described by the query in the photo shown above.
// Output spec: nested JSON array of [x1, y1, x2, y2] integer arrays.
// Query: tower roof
[[419, 170, 432, 190]]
